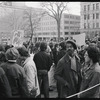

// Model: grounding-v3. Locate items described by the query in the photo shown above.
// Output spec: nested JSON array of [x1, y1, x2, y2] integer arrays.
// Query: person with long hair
[[78, 46, 100, 98]]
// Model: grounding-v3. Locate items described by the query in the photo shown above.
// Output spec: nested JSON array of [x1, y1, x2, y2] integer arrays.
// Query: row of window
[[64, 15, 80, 20], [40, 21, 56, 25], [37, 32, 57, 35], [84, 3, 99, 11], [39, 27, 56, 31], [42, 16, 54, 20], [84, 13, 99, 20], [64, 21, 80, 24], [84, 22, 99, 29], [64, 26, 80, 29], [65, 32, 80, 35]]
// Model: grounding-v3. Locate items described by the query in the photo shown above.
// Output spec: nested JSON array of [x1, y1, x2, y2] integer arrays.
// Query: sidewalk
[[41, 85, 58, 98]]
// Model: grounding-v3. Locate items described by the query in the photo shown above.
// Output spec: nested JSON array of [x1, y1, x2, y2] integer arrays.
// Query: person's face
[[66, 43, 75, 56], [84, 51, 91, 64], [59, 45, 62, 50]]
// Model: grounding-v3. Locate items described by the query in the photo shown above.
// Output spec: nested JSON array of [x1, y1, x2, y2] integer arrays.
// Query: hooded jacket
[[23, 56, 40, 97]]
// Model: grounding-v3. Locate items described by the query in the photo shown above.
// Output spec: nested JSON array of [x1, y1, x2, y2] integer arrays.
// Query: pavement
[[41, 85, 58, 98]]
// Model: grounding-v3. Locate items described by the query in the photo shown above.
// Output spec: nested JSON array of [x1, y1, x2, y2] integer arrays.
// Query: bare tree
[[23, 7, 46, 49], [0, 6, 25, 31], [41, 2, 69, 42]]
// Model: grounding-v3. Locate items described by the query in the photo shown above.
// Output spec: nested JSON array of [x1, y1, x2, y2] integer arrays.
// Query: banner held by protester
[[12, 30, 24, 47]]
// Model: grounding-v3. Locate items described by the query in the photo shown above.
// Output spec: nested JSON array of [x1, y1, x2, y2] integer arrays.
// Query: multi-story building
[[81, 2, 100, 39], [0, 2, 80, 44], [34, 13, 80, 41]]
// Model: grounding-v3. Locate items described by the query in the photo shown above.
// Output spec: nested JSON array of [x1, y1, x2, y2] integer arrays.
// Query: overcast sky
[[25, 2, 80, 15]]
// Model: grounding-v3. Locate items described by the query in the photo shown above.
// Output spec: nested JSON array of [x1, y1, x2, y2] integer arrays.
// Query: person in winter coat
[[56, 41, 66, 98], [0, 67, 12, 97], [0, 47, 29, 98], [78, 46, 100, 98], [17, 47, 40, 98], [33, 42, 52, 98], [54, 39, 82, 98], [52, 43, 59, 67]]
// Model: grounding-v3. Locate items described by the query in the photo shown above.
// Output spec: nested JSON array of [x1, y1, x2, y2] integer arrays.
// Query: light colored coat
[[23, 56, 40, 97]]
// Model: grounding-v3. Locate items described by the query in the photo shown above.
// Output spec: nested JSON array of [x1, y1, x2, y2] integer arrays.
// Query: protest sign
[[73, 33, 86, 46], [12, 30, 24, 47]]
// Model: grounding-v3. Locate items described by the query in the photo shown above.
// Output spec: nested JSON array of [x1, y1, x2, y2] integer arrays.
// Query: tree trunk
[[57, 19, 60, 42]]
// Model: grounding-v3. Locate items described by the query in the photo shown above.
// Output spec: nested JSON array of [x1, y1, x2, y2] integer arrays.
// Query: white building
[[34, 13, 80, 42], [0, 2, 80, 44], [80, 2, 100, 39]]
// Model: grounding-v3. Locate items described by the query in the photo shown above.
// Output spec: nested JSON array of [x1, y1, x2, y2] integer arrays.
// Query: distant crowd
[[0, 34, 100, 98]]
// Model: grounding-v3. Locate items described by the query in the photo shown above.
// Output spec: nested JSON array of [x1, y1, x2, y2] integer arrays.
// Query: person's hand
[[30, 87, 38, 98]]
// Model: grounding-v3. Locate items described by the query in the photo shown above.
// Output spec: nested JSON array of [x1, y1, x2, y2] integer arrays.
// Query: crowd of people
[[0, 35, 100, 98]]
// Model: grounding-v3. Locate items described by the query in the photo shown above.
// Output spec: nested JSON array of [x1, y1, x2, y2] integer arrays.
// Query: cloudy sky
[[25, 2, 80, 15]]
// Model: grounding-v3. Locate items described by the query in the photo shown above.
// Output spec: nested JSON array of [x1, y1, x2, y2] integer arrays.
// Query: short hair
[[86, 46, 100, 63], [59, 41, 66, 50], [17, 47, 29, 57], [40, 42, 47, 51]]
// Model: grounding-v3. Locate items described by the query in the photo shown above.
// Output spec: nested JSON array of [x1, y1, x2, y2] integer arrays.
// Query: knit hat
[[66, 39, 77, 50], [5, 47, 19, 62]]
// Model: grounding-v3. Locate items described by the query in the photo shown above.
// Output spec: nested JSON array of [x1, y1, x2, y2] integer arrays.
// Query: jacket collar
[[23, 57, 31, 66], [64, 53, 80, 72], [64, 53, 80, 63]]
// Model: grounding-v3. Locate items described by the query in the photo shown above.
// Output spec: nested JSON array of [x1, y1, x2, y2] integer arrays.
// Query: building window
[[84, 15, 86, 20], [96, 13, 99, 19], [88, 5, 90, 11], [84, 5, 86, 11], [70, 21, 74, 24], [96, 3, 99, 10], [84, 23, 86, 29], [65, 32, 69, 35], [93, 23, 95, 28], [93, 14, 95, 19], [93, 4, 95, 10], [64, 26, 69, 29], [64, 21, 69, 24], [64, 15, 69, 18], [88, 23, 90, 28], [96, 23, 99, 28], [88, 14, 90, 19]]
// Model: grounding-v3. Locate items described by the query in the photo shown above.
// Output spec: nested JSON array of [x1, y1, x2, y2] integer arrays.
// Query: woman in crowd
[[17, 47, 40, 98], [78, 46, 100, 98], [0, 47, 29, 98]]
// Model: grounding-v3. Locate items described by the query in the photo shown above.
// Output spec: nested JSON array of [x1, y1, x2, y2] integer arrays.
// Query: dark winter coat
[[0, 67, 12, 97], [33, 51, 52, 71], [57, 49, 66, 63], [79, 63, 100, 98], [0, 62, 29, 98], [54, 53, 82, 98]]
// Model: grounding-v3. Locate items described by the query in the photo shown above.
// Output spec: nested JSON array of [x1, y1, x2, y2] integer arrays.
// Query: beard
[[67, 49, 74, 56]]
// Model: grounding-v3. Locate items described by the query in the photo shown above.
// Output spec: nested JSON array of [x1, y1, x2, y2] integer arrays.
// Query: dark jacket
[[79, 63, 100, 98], [0, 62, 29, 98], [52, 48, 59, 66], [0, 67, 12, 97], [54, 53, 82, 98], [57, 49, 66, 63], [33, 51, 52, 71]]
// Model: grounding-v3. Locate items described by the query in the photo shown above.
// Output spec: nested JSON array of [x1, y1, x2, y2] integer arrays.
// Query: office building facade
[[81, 2, 100, 38]]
